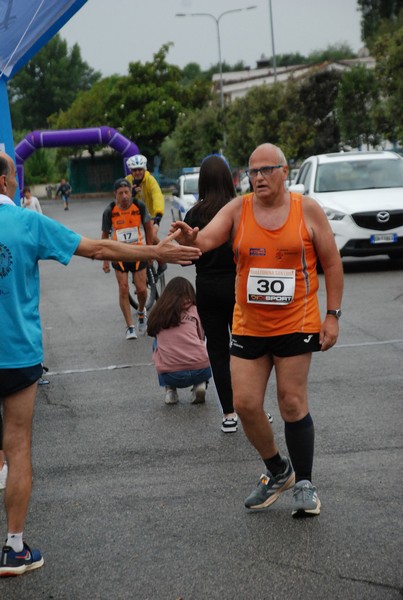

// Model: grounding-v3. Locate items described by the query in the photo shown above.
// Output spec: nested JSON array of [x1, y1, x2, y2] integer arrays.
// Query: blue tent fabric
[[0, 0, 87, 201], [0, 0, 88, 81]]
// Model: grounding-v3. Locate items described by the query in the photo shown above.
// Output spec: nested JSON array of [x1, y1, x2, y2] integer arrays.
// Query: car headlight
[[323, 207, 345, 221]]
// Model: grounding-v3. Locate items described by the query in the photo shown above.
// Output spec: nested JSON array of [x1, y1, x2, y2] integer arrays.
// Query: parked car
[[285, 167, 299, 188], [171, 172, 199, 220], [158, 173, 177, 189], [238, 170, 252, 194], [289, 150, 403, 260]]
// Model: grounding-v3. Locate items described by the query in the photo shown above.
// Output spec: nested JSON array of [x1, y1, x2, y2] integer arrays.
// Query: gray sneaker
[[244, 457, 295, 510], [137, 310, 147, 335], [125, 326, 137, 340], [292, 480, 321, 518]]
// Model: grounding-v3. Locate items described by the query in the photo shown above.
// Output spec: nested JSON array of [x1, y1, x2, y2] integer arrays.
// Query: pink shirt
[[153, 304, 210, 373]]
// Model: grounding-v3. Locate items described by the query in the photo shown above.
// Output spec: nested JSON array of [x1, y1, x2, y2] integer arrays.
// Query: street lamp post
[[268, 0, 277, 83], [176, 7, 257, 112]]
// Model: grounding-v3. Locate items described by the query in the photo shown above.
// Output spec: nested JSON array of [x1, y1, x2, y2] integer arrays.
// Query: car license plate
[[370, 233, 398, 244]]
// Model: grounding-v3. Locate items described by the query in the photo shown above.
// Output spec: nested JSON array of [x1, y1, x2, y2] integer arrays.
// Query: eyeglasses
[[246, 165, 284, 179]]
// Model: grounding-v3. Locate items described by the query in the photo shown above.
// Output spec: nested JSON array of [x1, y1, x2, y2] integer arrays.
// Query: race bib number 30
[[247, 268, 296, 305], [116, 227, 139, 244]]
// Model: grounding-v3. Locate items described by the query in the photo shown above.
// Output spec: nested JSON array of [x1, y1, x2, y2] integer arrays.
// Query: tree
[[50, 44, 212, 163], [225, 83, 291, 166], [47, 76, 122, 167], [357, 0, 403, 50], [269, 45, 357, 69], [307, 43, 357, 63], [104, 44, 212, 159], [223, 67, 342, 165], [335, 65, 381, 148], [181, 62, 204, 84], [8, 34, 101, 130], [271, 53, 308, 67], [163, 103, 224, 168], [294, 69, 342, 156], [372, 25, 403, 144], [49, 76, 121, 131]]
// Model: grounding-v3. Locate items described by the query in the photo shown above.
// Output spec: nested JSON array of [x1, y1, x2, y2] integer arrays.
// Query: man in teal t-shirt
[[0, 151, 201, 577]]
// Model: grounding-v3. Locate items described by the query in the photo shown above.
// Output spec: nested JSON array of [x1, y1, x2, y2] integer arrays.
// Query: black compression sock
[[284, 413, 314, 483], [263, 452, 286, 476]]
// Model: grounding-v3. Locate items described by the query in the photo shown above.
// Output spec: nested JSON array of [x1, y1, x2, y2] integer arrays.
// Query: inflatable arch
[[14, 126, 140, 191]]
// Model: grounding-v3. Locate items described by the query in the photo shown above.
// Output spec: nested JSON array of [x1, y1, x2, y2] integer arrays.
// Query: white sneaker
[[137, 310, 147, 335], [125, 326, 137, 340], [0, 463, 8, 490], [191, 381, 206, 404], [221, 415, 238, 433], [165, 388, 178, 404]]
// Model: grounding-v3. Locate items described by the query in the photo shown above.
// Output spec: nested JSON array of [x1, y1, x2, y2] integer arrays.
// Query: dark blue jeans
[[158, 367, 211, 389]]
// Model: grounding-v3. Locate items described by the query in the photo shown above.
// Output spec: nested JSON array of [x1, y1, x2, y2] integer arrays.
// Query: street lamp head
[[175, 5, 259, 124]]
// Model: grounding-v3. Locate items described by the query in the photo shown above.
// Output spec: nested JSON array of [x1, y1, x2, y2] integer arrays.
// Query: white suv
[[171, 172, 199, 220], [290, 150, 403, 260]]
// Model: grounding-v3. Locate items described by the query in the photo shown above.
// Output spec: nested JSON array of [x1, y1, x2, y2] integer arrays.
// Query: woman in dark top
[[184, 155, 238, 432]]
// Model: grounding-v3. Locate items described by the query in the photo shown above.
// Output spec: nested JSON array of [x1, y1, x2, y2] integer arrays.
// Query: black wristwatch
[[327, 309, 342, 320]]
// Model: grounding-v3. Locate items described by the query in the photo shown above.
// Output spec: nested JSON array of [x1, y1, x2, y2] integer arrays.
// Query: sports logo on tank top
[[249, 248, 266, 256]]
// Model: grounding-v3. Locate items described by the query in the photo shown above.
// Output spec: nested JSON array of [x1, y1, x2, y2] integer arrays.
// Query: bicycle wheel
[[129, 266, 157, 311], [155, 269, 166, 300]]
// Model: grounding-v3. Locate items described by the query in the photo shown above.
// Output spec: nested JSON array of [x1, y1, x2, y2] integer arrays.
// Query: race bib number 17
[[247, 268, 296, 305], [116, 227, 139, 244]]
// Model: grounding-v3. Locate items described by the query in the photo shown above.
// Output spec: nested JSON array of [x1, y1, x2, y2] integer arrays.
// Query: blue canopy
[[0, 0, 87, 81], [0, 0, 87, 201]]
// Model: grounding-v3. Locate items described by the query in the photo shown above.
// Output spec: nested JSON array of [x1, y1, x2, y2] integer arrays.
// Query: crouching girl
[[147, 277, 211, 404]]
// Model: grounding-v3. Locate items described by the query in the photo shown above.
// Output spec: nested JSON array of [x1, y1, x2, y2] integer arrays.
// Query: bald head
[[0, 151, 18, 199], [249, 143, 287, 166]]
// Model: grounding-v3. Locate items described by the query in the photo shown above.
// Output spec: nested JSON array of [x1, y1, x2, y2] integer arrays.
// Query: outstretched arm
[[75, 230, 201, 265], [170, 197, 241, 252]]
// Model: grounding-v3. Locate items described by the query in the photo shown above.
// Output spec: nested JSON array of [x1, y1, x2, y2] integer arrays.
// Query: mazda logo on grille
[[376, 211, 390, 223]]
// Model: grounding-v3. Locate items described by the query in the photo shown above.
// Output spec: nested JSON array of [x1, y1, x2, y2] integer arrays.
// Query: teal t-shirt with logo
[[0, 203, 81, 368]]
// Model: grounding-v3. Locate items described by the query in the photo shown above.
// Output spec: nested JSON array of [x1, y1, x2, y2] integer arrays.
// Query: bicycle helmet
[[126, 154, 147, 170]]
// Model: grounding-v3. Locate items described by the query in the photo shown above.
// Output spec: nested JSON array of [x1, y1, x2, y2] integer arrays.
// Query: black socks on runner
[[284, 413, 314, 483], [263, 452, 286, 476]]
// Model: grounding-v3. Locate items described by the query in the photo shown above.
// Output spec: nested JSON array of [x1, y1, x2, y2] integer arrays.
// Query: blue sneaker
[[0, 543, 44, 577], [245, 457, 295, 510], [292, 480, 321, 518]]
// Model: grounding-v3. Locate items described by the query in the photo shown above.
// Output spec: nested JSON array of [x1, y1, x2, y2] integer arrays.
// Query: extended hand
[[156, 230, 201, 264], [169, 221, 200, 246]]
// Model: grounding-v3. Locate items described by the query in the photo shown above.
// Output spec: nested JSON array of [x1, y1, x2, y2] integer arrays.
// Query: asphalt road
[[1, 197, 402, 600]]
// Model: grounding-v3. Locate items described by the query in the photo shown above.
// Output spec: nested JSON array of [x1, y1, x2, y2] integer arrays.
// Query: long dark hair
[[189, 155, 236, 229], [147, 277, 197, 337]]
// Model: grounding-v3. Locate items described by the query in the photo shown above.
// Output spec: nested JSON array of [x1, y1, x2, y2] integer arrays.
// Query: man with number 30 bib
[[171, 143, 344, 518]]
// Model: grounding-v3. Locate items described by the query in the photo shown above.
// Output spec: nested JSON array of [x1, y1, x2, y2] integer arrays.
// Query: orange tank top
[[111, 203, 143, 245], [232, 193, 321, 336]]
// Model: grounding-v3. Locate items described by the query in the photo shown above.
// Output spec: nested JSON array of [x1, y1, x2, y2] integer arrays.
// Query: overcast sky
[[59, 0, 364, 76]]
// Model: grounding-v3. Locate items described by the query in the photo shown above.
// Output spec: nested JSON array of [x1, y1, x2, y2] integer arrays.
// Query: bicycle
[[129, 260, 166, 311]]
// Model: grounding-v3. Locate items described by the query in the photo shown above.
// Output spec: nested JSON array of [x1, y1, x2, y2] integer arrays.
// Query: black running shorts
[[230, 332, 321, 359], [0, 364, 43, 398]]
